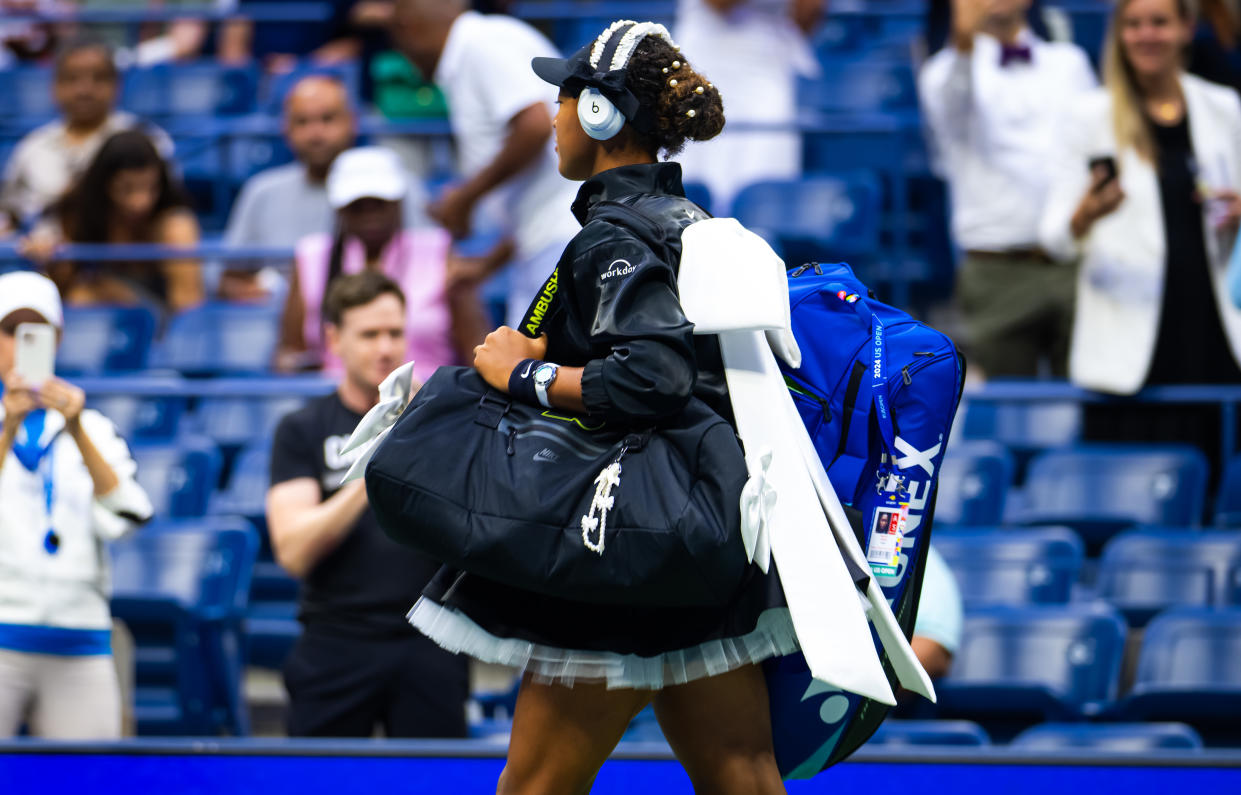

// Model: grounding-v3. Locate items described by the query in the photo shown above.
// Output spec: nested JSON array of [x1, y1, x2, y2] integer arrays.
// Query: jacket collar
[[571, 162, 685, 225]]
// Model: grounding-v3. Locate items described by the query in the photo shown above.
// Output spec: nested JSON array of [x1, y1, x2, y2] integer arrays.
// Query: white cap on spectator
[[327, 147, 408, 209], [0, 271, 63, 329]]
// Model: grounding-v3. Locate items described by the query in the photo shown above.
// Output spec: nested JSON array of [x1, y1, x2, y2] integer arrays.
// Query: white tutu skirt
[[409, 564, 799, 690]]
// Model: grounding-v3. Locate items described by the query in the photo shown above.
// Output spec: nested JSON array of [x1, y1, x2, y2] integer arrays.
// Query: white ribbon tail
[[719, 329, 895, 705], [784, 395, 936, 702]]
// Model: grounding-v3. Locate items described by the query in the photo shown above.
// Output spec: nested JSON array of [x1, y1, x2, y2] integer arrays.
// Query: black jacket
[[518, 161, 731, 424]]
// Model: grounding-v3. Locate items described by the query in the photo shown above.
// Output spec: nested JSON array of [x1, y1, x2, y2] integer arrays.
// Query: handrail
[[0, 2, 332, 23], [964, 379, 1241, 464], [965, 380, 1241, 404], [0, 243, 294, 264], [74, 375, 336, 399]]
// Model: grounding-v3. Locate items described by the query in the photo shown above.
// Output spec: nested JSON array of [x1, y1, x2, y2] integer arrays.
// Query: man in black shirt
[[266, 271, 468, 737]]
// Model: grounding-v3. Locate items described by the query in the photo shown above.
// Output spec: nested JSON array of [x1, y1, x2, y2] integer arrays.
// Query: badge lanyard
[[829, 286, 909, 578], [7, 407, 60, 555]]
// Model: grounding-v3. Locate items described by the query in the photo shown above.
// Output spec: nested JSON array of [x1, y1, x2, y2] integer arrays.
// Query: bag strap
[[824, 284, 898, 465], [475, 391, 511, 429]]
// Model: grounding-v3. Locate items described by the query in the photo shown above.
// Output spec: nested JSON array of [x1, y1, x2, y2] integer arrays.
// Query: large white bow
[[678, 217, 934, 706]]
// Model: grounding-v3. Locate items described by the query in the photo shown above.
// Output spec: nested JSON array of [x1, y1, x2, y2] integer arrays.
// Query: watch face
[[533, 363, 558, 388]]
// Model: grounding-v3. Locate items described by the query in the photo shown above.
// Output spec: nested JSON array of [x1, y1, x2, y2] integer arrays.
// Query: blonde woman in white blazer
[[1039, 0, 1241, 474]]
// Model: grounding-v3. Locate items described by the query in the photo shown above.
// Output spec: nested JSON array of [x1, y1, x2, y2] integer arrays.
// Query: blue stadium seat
[[1097, 529, 1241, 625], [866, 719, 991, 746], [960, 399, 1082, 456], [935, 603, 1127, 729], [110, 517, 258, 735], [934, 527, 1083, 607], [209, 444, 272, 518], [933, 440, 1015, 526], [58, 305, 157, 375], [730, 172, 882, 261], [1114, 607, 1241, 736], [1010, 722, 1203, 751], [0, 66, 55, 121], [209, 444, 302, 668], [88, 387, 188, 444], [798, 57, 918, 114], [195, 396, 306, 449], [150, 302, 281, 375], [1216, 456, 1241, 526], [122, 62, 259, 118], [1017, 445, 1209, 550], [133, 436, 223, 519]]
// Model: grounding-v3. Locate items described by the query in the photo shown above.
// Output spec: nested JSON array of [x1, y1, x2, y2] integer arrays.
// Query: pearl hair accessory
[[695, 86, 704, 94], [687, 109, 696, 118], [671, 60, 681, 69], [669, 78, 678, 87], [662, 67, 669, 73]]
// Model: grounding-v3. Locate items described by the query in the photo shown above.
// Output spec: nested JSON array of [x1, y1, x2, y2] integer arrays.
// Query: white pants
[[0, 649, 121, 739]]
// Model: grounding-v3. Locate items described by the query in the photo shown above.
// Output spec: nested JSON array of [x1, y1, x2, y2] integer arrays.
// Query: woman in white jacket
[[0, 271, 153, 739], [1039, 0, 1241, 477]]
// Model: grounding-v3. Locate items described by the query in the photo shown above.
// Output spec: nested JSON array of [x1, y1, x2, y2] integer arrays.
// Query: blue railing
[[0, 2, 333, 23], [965, 381, 1241, 465]]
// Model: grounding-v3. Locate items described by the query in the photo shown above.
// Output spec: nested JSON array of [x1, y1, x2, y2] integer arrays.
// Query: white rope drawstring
[[581, 460, 622, 555]]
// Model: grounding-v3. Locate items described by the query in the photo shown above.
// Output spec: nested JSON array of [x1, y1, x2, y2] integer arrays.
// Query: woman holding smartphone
[[0, 271, 152, 739], [1038, 0, 1241, 482]]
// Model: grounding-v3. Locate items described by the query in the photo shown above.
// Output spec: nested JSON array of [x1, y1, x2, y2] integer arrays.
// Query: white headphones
[[578, 87, 625, 141], [575, 21, 674, 142]]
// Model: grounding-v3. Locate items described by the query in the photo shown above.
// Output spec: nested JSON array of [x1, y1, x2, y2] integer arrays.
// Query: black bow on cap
[[563, 59, 654, 133]]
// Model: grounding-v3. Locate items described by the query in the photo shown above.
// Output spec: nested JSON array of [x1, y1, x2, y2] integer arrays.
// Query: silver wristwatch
[[532, 362, 560, 408]]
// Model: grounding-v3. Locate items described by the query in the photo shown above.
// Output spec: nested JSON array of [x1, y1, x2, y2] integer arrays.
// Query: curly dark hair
[[54, 129, 191, 243], [624, 34, 725, 158]]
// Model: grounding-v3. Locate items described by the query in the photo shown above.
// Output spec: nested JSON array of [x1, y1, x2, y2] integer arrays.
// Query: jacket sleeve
[[571, 222, 697, 423], [81, 410, 154, 540], [1039, 94, 1099, 263]]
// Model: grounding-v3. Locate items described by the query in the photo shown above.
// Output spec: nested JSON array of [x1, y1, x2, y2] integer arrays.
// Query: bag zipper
[[783, 372, 831, 422]]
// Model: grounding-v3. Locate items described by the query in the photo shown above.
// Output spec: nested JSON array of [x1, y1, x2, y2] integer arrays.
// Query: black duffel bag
[[364, 366, 750, 606]]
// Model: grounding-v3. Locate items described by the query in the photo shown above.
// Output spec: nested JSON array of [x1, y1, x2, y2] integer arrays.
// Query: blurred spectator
[[266, 271, 469, 738], [1188, 0, 1241, 97], [0, 37, 173, 233], [0, 271, 153, 739], [221, 74, 429, 301], [277, 146, 488, 375], [918, 0, 1096, 379], [390, 0, 579, 328], [1039, 0, 1241, 481], [911, 545, 962, 680], [72, 0, 249, 65], [0, 0, 63, 68], [24, 129, 204, 313], [924, 0, 1053, 56], [674, 0, 826, 212]]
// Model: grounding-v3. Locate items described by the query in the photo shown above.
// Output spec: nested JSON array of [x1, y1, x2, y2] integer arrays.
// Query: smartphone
[[13, 323, 56, 386], [1089, 156, 1118, 191]]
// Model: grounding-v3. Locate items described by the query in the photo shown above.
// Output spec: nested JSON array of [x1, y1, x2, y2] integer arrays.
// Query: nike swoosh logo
[[521, 361, 534, 378]]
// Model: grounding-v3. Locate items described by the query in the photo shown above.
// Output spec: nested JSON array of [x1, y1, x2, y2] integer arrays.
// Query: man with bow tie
[[918, 0, 1096, 378]]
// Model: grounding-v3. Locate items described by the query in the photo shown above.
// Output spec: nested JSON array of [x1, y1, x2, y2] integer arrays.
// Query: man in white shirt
[[390, 0, 580, 328], [674, 0, 825, 213], [918, 0, 1095, 378], [0, 37, 173, 234]]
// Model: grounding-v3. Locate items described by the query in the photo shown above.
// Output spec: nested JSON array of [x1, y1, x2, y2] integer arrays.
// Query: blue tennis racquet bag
[[765, 262, 965, 778]]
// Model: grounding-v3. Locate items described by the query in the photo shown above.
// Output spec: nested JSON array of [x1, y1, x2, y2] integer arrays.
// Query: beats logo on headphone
[[578, 87, 624, 141]]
